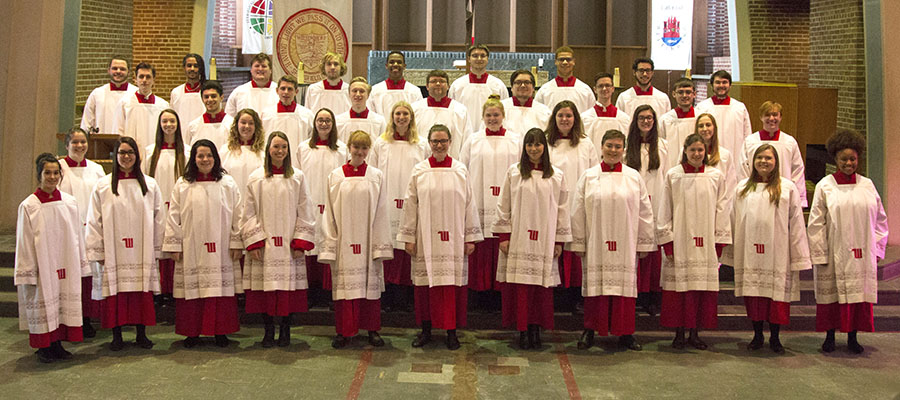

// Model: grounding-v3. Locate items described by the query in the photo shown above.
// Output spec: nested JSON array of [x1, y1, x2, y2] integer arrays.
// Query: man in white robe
[[660, 78, 698, 168], [336, 78, 386, 143], [535, 46, 595, 113], [582, 72, 630, 152], [113, 62, 169, 152], [224, 53, 278, 116], [261, 75, 314, 165], [449, 44, 510, 133], [81, 56, 136, 134], [695, 70, 752, 158], [493, 69, 551, 134], [304, 52, 351, 115], [740, 102, 808, 207], [169, 53, 205, 124], [367, 51, 424, 116], [186, 80, 233, 150], [412, 70, 469, 158], [615, 57, 671, 119]]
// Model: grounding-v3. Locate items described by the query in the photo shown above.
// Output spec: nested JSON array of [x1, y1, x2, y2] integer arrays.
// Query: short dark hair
[[632, 57, 654, 71], [386, 51, 406, 63], [426, 69, 449, 83], [711, 70, 732, 84], [510, 69, 535, 87], [251, 53, 272, 68], [201, 80, 223, 96], [602, 129, 626, 145], [428, 124, 451, 141], [35, 153, 60, 183], [135, 62, 156, 77], [109, 56, 130, 69], [467, 44, 490, 57], [279, 75, 299, 88], [592, 72, 614, 86], [826, 129, 866, 160], [673, 78, 694, 90]]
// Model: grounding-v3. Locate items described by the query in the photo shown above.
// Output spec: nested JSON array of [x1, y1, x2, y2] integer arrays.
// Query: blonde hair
[[739, 144, 782, 206], [695, 113, 721, 167], [349, 76, 371, 94], [320, 52, 347, 76], [759, 101, 783, 118], [482, 94, 505, 116], [382, 101, 420, 144], [348, 130, 372, 148]]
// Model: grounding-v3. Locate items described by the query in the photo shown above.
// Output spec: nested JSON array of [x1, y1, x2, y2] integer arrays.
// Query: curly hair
[[826, 129, 865, 160]]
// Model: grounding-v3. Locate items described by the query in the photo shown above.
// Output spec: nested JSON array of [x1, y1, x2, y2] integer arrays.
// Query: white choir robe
[[261, 102, 314, 167], [582, 104, 631, 154], [549, 139, 599, 250], [162, 175, 243, 300], [696, 97, 753, 159], [221, 146, 265, 216], [58, 158, 106, 224], [493, 164, 572, 287], [412, 97, 470, 158], [240, 168, 316, 292], [297, 141, 349, 256], [143, 144, 190, 212], [304, 80, 352, 116], [632, 139, 669, 231], [534, 76, 596, 113], [807, 174, 889, 304], [709, 147, 739, 220], [615, 86, 672, 120], [225, 81, 279, 116], [571, 164, 656, 297], [170, 83, 204, 124], [113, 93, 170, 152], [657, 165, 731, 292], [459, 128, 522, 239], [81, 83, 137, 133], [448, 73, 510, 133], [319, 164, 393, 300], [15, 191, 90, 335], [740, 131, 808, 207], [485, 97, 551, 134], [732, 177, 811, 302], [336, 109, 387, 144], [367, 79, 424, 116], [397, 158, 484, 287], [369, 135, 430, 249], [85, 175, 164, 297], [185, 113, 233, 150], [659, 110, 696, 164]]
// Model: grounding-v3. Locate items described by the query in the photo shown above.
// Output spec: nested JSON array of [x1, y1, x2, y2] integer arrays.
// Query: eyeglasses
[[513, 80, 533, 86], [637, 116, 654, 122], [636, 68, 653, 74], [117, 150, 136, 156], [429, 139, 450, 145], [427, 80, 447, 85], [557, 57, 573, 63], [595, 84, 614, 89]]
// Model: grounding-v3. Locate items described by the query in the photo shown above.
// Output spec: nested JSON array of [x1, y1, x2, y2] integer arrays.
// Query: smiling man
[[582, 72, 631, 154], [261, 75, 314, 166], [740, 101, 808, 207], [186, 80, 233, 150], [81, 56, 137, 134], [490, 69, 551, 134], [170, 53, 207, 124], [615, 57, 671, 119], [336, 77, 386, 144], [659, 78, 698, 168], [368, 51, 424, 116], [225, 53, 279, 116], [412, 70, 469, 158], [113, 62, 169, 152], [534, 46, 595, 114], [305, 52, 352, 116], [696, 70, 753, 159], [448, 44, 509, 133]]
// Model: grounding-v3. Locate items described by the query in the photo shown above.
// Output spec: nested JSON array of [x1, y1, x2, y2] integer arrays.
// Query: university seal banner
[[650, 0, 693, 70], [274, 1, 352, 82]]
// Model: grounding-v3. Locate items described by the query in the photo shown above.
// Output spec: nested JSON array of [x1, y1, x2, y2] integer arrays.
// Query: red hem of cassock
[[334, 299, 382, 337], [414, 285, 468, 330], [81, 276, 101, 319], [467, 238, 500, 291], [305, 255, 333, 290], [743, 296, 790, 325], [175, 297, 239, 337], [558, 250, 583, 288], [100, 292, 156, 329], [660, 290, 718, 329], [158, 259, 175, 294], [244, 289, 308, 316], [500, 283, 554, 331], [30, 325, 83, 349], [816, 302, 874, 332], [583, 295, 637, 336], [636, 249, 662, 293], [383, 249, 413, 286]]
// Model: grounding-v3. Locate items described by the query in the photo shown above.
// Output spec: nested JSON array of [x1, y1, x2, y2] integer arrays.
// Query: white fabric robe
[[58, 159, 106, 224], [448, 73, 510, 133], [81, 83, 137, 133], [488, 97, 551, 134], [807, 174, 889, 304], [732, 177, 810, 302], [143, 144, 190, 212], [170, 84, 204, 124], [336, 109, 387, 144], [459, 129, 522, 238], [534, 78, 596, 113], [85, 176, 163, 296], [221, 146, 265, 218], [549, 139, 599, 250], [369, 136, 430, 249], [494, 164, 572, 287], [185, 114, 233, 150], [304, 80, 352, 116], [629, 138, 669, 246], [658, 165, 731, 292], [367, 80, 424, 116], [582, 105, 631, 153], [740, 131, 808, 207], [261, 103, 314, 167], [571, 164, 656, 297], [113, 93, 170, 152], [412, 98, 470, 158], [225, 81, 278, 116], [696, 97, 753, 160], [297, 141, 349, 256], [15, 192, 89, 333], [615, 86, 672, 120], [319, 165, 393, 300], [397, 158, 484, 287], [162, 176, 243, 300], [659, 111, 696, 161], [240, 168, 316, 292]]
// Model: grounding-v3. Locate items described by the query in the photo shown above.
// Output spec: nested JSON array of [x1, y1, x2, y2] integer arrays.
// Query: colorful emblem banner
[[243, 0, 274, 54], [650, 0, 693, 70]]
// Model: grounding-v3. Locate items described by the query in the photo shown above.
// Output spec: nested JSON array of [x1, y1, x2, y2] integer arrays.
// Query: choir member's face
[[593, 77, 614, 103], [269, 136, 289, 165], [202, 89, 222, 113], [525, 140, 545, 164], [386, 54, 406, 81], [696, 115, 715, 143], [350, 143, 370, 164], [684, 141, 706, 167], [349, 82, 369, 107], [428, 130, 451, 157], [135, 68, 154, 94], [761, 110, 782, 133], [712, 77, 731, 97], [251, 60, 272, 83], [324, 59, 342, 80], [66, 131, 88, 160], [555, 107, 575, 134], [674, 85, 696, 108], [483, 106, 504, 131], [392, 106, 411, 132], [160, 111, 179, 138], [108, 59, 129, 84], [637, 110, 655, 133], [426, 76, 449, 99], [184, 57, 200, 81], [601, 138, 625, 165], [753, 148, 776, 178], [836, 148, 859, 176], [511, 73, 535, 99], [468, 49, 489, 72], [195, 146, 215, 175], [555, 52, 575, 77], [634, 62, 654, 87], [315, 111, 333, 140], [277, 81, 297, 105], [117, 142, 136, 172], [40, 162, 61, 192], [238, 113, 256, 142]]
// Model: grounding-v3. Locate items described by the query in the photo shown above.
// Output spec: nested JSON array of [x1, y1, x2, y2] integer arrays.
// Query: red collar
[[161, 142, 176, 150], [203, 111, 226, 123], [427, 96, 452, 108], [343, 161, 368, 177], [196, 173, 216, 181], [271, 164, 285, 175], [593, 104, 618, 117], [429, 156, 452, 168], [323, 79, 343, 90], [251, 80, 272, 88], [393, 131, 408, 141], [185, 81, 201, 92], [711, 96, 731, 106], [315, 139, 329, 146], [682, 162, 705, 173], [135, 92, 155, 104], [110, 82, 129, 91], [675, 107, 695, 119], [634, 86, 653, 96], [240, 138, 255, 146], [34, 188, 61, 203], [278, 101, 297, 113], [64, 156, 86, 168], [512, 97, 533, 107], [468, 72, 488, 84], [555, 76, 576, 87], [117, 171, 136, 179], [759, 130, 780, 141], [601, 161, 622, 172], [350, 108, 369, 118], [385, 78, 406, 90], [485, 127, 506, 136], [531, 162, 543, 171], [833, 172, 857, 184]]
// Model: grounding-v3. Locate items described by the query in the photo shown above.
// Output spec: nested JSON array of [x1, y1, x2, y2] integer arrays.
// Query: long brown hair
[[228, 108, 265, 153], [264, 131, 294, 178], [111, 137, 149, 196], [308, 108, 340, 150], [695, 113, 721, 167], [148, 109, 186, 180], [546, 100, 585, 147], [625, 104, 661, 172], [518, 128, 553, 180], [739, 144, 782, 206]]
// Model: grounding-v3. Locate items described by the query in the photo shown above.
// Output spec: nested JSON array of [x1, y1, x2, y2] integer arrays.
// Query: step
[[717, 280, 900, 306]]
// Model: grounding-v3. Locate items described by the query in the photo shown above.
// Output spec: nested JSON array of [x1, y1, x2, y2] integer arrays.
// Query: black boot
[[748, 321, 764, 350], [35, 347, 54, 363], [368, 330, 385, 347], [277, 317, 291, 347], [215, 335, 230, 347], [412, 321, 432, 347], [82, 317, 96, 338], [110, 326, 125, 351], [821, 329, 836, 353], [332, 334, 350, 348], [261, 315, 275, 348], [183, 336, 201, 348], [577, 329, 594, 350], [672, 327, 686, 349], [519, 330, 531, 350], [647, 292, 660, 317], [769, 323, 784, 354], [687, 328, 707, 350], [135, 324, 154, 349], [848, 330, 864, 354], [446, 329, 461, 350], [531, 324, 542, 348], [49, 340, 73, 360], [618, 335, 642, 351]]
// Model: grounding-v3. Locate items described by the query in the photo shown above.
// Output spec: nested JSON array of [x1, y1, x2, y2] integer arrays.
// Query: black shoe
[[82, 319, 96, 339], [821, 338, 836, 353], [332, 334, 349, 349], [35, 348, 54, 363], [412, 332, 432, 348], [262, 324, 275, 348], [518, 331, 531, 350], [214, 335, 230, 348], [277, 324, 291, 347], [848, 339, 865, 354], [747, 335, 764, 351], [687, 336, 708, 351], [531, 325, 542, 348], [618, 335, 642, 351], [770, 337, 785, 354], [577, 329, 594, 350], [368, 331, 385, 347], [109, 338, 125, 352], [183, 336, 201, 348], [446, 331, 461, 350], [50, 341, 73, 360], [672, 328, 686, 350], [135, 336, 155, 349]]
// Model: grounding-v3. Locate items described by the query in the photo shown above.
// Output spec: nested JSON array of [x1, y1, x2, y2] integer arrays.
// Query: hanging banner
[[274, 1, 352, 82], [243, 0, 274, 54], [650, 0, 693, 70]]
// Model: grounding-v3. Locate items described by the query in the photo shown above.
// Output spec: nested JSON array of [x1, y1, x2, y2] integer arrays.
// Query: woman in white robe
[[16, 153, 89, 363], [808, 129, 888, 354], [494, 128, 571, 349], [695, 114, 739, 266], [320, 131, 393, 348], [241, 132, 316, 348], [221, 108, 265, 217], [163, 140, 243, 348], [733, 144, 810, 354]]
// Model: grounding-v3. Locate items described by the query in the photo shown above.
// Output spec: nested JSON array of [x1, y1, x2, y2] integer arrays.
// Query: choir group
[[14, 46, 888, 364]]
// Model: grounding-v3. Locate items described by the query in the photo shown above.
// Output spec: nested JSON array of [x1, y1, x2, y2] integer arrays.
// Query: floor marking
[[346, 349, 372, 400], [555, 341, 582, 400]]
